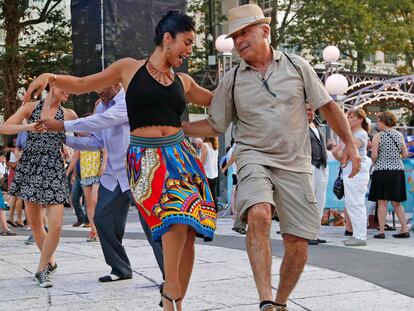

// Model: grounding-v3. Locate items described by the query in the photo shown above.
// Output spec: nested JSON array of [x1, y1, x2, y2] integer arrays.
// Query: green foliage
[[284, 0, 380, 72], [19, 9, 72, 84], [0, 0, 71, 117], [188, 103, 205, 114], [187, 0, 226, 73], [373, 0, 414, 69]]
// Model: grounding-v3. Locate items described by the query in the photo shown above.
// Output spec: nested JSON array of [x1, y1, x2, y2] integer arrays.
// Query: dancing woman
[[0, 79, 77, 288], [25, 10, 216, 310]]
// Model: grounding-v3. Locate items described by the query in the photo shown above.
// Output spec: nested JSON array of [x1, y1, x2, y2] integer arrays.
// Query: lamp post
[[322, 45, 349, 141], [215, 35, 234, 79], [215, 34, 234, 207]]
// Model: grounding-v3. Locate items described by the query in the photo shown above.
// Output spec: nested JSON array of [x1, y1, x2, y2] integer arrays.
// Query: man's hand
[[35, 119, 65, 132], [23, 73, 52, 102], [342, 142, 361, 178]]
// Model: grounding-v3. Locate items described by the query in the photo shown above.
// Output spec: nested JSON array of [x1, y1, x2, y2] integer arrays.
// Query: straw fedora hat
[[226, 4, 271, 38]]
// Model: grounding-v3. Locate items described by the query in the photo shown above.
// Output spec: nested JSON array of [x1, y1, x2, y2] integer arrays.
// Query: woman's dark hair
[[153, 10, 195, 46], [377, 111, 397, 127], [6, 135, 16, 148], [45, 70, 69, 92]]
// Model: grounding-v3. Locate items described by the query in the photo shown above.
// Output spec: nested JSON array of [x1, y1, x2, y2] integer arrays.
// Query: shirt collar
[[100, 88, 125, 109], [239, 47, 283, 71]]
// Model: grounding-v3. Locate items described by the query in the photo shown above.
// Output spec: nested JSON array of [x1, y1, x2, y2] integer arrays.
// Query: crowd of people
[[307, 108, 411, 247], [0, 4, 411, 311]]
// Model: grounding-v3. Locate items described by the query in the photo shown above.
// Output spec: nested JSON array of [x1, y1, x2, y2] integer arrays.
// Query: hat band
[[229, 15, 266, 31]]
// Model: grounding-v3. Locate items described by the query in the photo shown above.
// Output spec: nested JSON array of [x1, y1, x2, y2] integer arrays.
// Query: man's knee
[[247, 203, 273, 230]]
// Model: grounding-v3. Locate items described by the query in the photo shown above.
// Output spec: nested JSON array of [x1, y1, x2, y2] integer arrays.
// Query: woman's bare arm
[[177, 73, 212, 107], [23, 58, 138, 101]]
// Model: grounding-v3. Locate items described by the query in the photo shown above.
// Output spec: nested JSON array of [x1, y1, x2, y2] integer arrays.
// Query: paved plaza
[[1, 209, 414, 310]]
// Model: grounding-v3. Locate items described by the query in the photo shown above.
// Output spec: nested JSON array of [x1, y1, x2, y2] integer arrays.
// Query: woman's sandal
[[161, 292, 181, 311]]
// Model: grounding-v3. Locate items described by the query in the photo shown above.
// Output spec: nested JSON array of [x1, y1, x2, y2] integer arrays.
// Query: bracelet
[[50, 74, 57, 85]]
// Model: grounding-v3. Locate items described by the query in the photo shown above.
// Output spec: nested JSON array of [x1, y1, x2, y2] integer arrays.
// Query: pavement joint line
[[131, 268, 160, 286], [293, 287, 383, 300], [289, 299, 312, 311]]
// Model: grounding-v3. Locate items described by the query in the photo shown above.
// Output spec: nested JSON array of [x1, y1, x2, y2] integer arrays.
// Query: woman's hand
[[23, 73, 52, 102]]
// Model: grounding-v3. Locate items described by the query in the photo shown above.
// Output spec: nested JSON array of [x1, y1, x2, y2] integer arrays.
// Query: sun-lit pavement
[[1, 208, 413, 310]]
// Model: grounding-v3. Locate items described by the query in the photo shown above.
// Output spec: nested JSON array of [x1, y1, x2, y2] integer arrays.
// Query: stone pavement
[[1, 211, 414, 311]]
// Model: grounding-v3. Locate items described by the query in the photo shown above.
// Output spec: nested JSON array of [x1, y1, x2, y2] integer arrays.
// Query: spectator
[[222, 142, 247, 235], [200, 137, 219, 207], [368, 111, 410, 239], [333, 108, 370, 246], [306, 103, 328, 245], [5, 136, 24, 228], [65, 154, 88, 227]]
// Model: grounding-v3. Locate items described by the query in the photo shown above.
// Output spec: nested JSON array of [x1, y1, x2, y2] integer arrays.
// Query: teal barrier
[[326, 159, 414, 212]]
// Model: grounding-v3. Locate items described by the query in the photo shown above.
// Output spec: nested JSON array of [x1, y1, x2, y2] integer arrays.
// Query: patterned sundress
[[9, 100, 68, 204]]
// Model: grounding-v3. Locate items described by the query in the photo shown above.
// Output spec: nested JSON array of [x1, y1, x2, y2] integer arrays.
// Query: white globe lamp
[[215, 35, 234, 53], [323, 45, 340, 63], [325, 73, 348, 95]]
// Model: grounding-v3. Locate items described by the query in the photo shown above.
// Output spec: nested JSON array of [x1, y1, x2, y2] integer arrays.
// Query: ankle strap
[[162, 292, 181, 303]]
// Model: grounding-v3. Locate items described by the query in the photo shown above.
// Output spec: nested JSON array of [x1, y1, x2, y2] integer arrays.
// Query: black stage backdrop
[[71, 0, 187, 116]]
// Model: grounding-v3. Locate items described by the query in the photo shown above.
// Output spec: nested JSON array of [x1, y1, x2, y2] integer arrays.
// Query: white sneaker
[[343, 237, 367, 246]]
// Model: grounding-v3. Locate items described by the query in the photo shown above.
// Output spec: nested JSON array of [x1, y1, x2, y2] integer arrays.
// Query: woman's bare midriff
[[130, 125, 182, 138]]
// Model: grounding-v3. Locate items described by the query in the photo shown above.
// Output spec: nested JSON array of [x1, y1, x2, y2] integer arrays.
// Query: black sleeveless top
[[126, 59, 187, 130]]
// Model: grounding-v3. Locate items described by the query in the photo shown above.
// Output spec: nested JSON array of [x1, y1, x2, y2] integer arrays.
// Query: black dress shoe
[[308, 239, 319, 245], [98, 274, 132, 282], [344, 230, 353, 236], [392, 232, 410, 238], [374, 233, 385, 239], [316, 238, 326, 243]]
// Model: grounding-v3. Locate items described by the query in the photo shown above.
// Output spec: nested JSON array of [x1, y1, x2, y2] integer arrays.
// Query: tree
[[266, 0, 318, 49], [374, 0, 414, 71], [187, 0, 226, 73], [0, 0, 68, 119], [284, 0, 383, 72]]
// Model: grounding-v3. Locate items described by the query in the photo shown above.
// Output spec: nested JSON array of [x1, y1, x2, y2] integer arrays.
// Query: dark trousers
[[71, 176, 87, 223], [208, 177, 218, 208], [94, 183, 165, 280], [94, 184, 132, 278], [136, 204, 165, 280]]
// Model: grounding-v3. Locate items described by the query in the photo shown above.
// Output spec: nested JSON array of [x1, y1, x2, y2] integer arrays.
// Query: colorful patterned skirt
[[127, 130, 217, 242]]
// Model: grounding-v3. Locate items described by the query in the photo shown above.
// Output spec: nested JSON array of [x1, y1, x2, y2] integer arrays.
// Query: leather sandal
[[162, 292, 181, 311]]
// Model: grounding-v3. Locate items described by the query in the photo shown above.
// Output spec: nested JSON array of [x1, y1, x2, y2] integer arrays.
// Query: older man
[[38, 84, 164, 283], [183, 4, 360, 311]]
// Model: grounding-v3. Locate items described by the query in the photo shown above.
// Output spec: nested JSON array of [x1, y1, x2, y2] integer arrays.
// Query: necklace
[[147, 59, 174, 85]]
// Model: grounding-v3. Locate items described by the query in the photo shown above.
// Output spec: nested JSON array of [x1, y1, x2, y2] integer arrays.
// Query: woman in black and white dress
[[0, 80, 77, 287], [368, 111, 409, 239]]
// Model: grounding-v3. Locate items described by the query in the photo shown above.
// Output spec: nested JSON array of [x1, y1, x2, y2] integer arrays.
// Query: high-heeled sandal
[[161, 292, 181, 311]]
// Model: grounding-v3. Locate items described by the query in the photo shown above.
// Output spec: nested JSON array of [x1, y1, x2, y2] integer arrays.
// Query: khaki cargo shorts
[[235, 163, 320, 240]]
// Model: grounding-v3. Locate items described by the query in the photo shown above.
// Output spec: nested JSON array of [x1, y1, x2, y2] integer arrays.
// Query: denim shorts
[[80, 176, 100, 187]]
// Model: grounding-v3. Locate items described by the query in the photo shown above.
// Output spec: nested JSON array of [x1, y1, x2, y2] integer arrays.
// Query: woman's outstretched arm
[[23, 58, 136, 102]]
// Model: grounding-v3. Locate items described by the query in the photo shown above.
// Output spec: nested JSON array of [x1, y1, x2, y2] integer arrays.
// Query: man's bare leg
[[275, 234, 308, 304], [246, 203, 273, 302]]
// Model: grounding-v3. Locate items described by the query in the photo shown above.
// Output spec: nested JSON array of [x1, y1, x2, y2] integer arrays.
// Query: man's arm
[[66, 132, 104, 151], [182, 119, 220, 138], [319, 101, 361, 177], [38, 99, 128, 132]]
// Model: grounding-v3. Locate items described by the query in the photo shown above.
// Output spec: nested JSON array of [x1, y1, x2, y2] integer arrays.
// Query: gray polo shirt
[[207, 49, 332, 173]]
